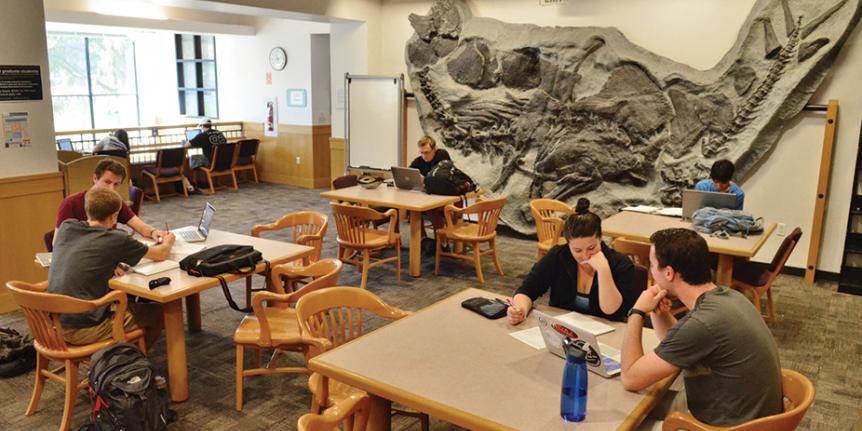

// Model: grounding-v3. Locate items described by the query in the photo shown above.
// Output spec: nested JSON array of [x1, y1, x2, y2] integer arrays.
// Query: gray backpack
[[692, 207, 764, 237]]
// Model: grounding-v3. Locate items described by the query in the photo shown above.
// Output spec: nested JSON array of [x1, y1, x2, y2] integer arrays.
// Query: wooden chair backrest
[[663, 368, 815, 431], [210, 143, 237, 171], [332, 175, 358, 190], [57, 150, 84, 163], [444, 197, 506, 239], [767, 228, 802, 274], [155, 147, 186, 172], [610, 238, 652, 268], [62, 155, 130, 199], [5, 281, 129, 353], [296, 287, 409, 349], [252, 211, 329, 262], [530, 198, 573, 243], [330, 203, 396, 247], [297, 393, 370, 431], [236, 139, 260, 161]]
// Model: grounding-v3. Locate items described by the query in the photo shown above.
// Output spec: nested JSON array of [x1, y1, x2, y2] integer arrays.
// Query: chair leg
[[420, 413, 430, 431], [435, 236, 442, 275], [235, 345, 244, 411], [60, 360, 78, 431], [150, 175, 161, 203], [360, 250, 371, 289], [473, 243, 485, 284], [491, 239, 504, 276], [750, 289, 762, 317], [231, 172, 239, 190], [252, 166, 259, 183], [395, 241, 402, 281], [207, 172, 215, 194], [765, 287, 776, 323], [181, 178, 189, 199], [26, 353, 47, 415]]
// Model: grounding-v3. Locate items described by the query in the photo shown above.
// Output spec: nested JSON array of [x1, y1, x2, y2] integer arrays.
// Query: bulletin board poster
[[2, 112, 30, 148], [0, 65, 43, 101], [264, 98, 278, 137]]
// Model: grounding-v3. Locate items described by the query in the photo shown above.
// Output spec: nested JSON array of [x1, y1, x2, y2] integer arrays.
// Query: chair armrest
[[295, 233, 323, 247], [443, 204, 463, 227], [662, 412, 723, 431], [250, 221, 279, 237], [383, 209, 398, 241], [88, 290, 130, 343]]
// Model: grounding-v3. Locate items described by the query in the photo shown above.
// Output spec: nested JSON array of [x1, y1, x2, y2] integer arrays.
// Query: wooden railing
[[55, 121, 245, 165]]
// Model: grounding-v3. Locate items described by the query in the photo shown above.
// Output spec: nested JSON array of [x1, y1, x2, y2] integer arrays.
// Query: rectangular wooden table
[[320, 185, 469, 277], [602, 211, 776, 286], [308, 288, 675, 431], [109, 229, 314, 402]]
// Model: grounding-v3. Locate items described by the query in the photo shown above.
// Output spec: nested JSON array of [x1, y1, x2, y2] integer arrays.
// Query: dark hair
[[85, 187, 122, 221], [564, 198, 602, 240], [113, 129, 129, 150], [649, 228, 713, 285], [94, 159, 127, 181], [709, 159, 735, 183]]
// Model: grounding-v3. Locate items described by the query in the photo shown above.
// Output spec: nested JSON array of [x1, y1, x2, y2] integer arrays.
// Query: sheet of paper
[[35, 252, 51, 268], [554, 312, 615, 335], [131, 259, 179, 276], [656, 207, 683, 217], [509, 326, 546, 350], [620, 205, 658, 214], [170, 242, 205, 257]]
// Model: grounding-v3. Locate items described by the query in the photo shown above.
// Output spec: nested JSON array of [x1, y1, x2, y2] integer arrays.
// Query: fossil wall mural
[[405, 0, 862, 234]]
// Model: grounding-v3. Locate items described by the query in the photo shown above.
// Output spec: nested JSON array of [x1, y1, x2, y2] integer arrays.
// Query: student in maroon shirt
[[54, 159, 166, 244]]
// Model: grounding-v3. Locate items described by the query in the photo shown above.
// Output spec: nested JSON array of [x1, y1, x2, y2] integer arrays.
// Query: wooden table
[[109, 229, 314, 402], [308, 288, 675, 431], [602, 211, 776, 286], [320, 185, 469, 277]]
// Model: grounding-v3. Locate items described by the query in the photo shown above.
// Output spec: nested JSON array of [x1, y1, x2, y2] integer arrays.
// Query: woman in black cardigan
[[508, 198, 636, 324]]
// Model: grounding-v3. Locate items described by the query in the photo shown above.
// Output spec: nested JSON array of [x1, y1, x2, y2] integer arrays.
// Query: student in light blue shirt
[[695, 159, 744, 210]]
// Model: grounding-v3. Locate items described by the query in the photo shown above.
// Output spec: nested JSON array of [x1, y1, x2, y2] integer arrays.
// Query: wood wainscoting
[[0, 171, 64, 313], [330, 137, 345, 184], [246, 123, 331, 189]]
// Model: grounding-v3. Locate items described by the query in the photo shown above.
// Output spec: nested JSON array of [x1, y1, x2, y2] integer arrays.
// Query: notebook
[[128, 259, 179, 276]]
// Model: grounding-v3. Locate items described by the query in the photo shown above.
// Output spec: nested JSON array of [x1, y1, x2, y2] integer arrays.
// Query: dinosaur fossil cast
[[405, 0, 861, 234]]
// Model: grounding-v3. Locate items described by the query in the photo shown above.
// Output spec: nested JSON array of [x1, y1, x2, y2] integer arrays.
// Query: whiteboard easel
[[345, 74, 404, 173]]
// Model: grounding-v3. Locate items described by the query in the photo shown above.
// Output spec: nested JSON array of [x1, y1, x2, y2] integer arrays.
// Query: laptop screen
[[56, 138, 73, 151], [185, 129, 201, 141], [198, 203, 216, 236]]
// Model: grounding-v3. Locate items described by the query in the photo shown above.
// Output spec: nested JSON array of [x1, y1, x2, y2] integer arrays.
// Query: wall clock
[[269, 47, 287, 71]]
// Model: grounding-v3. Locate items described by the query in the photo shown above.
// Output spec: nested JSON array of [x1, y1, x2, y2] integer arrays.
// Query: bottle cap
[[562, 337, 588, 359]]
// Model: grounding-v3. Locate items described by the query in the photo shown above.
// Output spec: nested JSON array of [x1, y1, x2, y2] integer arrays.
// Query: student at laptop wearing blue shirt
[[621, 228, 782, 428], [507, 198, 637, 324], [694, 159, 744, 210]]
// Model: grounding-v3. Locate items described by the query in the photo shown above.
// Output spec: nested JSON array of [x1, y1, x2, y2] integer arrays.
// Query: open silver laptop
[[173, 202, 215, 242], [534, 310, 622, 378], [391, 166, 424, 191], [681, 189, 737, 219]]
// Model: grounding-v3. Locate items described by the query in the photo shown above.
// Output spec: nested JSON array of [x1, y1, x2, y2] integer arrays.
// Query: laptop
[[534, 310, 622, 378], [185, 129, 201, 142], [56, 138, 73, 151], [172, 202, 215, 242], [391, 166, 424, 191], [681, 189, 737, 219]]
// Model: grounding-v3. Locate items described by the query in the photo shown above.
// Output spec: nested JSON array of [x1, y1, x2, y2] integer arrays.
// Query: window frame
[[175, 34, 219, 119]]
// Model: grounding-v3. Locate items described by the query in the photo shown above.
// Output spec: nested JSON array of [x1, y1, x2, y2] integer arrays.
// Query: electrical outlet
[[295, 156, 301, 165], [777, 223, 786, 236]]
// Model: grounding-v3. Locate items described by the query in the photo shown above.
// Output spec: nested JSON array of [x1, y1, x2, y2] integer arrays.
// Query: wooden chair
[[142, 147, 187, 203], [128, 185, 143, 216], [529, 198, 573, 260], [298, 393, 370, 431], [332, 175, 358, 189], [6, 281, 146, 431], [295, 287, 427, 431], [435, 197, 506, 284], [663, 368, 814, 431], [731, 228, 802, 323], [193, 142, 238, 194], [233, 139, 260, 184], [245, 211, 329, 306], [331, 203, 401, 290], [232, 259, 342, 411], [56, 150, 84, 164], [62, 155, 130, 199], [611, 237, 690, 317]]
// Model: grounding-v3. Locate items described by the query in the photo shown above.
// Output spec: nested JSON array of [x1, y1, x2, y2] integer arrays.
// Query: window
[[47, 33, 140, 132], [175, 34, 218, 118]]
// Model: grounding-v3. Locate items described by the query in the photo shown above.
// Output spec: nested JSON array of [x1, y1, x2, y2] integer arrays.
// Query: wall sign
[[287, 89, 307, 107], [2, 112, 31, 148], [0, 65, 42, 101]]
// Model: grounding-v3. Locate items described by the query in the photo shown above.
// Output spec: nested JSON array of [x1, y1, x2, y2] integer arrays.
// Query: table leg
[[715, 254, 733, 286], [164, 300, 189, 402], [185, 294, 201, 333], [409, 210, 422, 277], [367, 394, 393, 431]]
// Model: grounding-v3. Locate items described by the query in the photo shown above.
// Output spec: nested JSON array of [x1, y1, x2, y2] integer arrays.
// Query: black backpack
[[0, 327, 36, 378], [84, 343, 173, 431], [424, 160, 478, 196], [179, 244, 267, 312]]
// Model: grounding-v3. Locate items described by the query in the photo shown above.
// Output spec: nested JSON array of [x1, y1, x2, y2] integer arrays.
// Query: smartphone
[[461, 297, 507, 319]]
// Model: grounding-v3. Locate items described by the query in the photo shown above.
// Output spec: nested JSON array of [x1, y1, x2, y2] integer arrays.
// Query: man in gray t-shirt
[[48, 187, 175, 349], [620, 228, 782, 427]]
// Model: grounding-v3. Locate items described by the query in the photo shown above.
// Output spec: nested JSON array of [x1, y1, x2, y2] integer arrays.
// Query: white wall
[[373, 0, 862, 273], [0, 0, 57, 178], [217, 18, 330, 125], [330, 21, 369, 137], [310, 33, 331, 125]]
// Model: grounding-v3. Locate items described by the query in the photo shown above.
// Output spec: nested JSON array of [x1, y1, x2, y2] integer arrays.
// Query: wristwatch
[[627, 307, 647, 319]]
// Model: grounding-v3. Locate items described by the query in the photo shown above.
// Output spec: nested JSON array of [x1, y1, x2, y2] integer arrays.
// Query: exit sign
[[540, 0, 567, 5]]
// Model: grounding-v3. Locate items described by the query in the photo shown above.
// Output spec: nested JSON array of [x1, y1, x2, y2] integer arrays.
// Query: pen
[[494, 297, 509, 307]]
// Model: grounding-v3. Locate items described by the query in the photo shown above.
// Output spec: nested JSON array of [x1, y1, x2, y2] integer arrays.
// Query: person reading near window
[[507, 198, 637, 324]]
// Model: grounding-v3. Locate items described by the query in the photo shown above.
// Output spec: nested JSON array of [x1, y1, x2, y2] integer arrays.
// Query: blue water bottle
[[560, 337, 588, 422]]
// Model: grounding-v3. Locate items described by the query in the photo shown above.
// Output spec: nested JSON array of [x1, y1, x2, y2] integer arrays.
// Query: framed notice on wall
[[264, 98, 277, 137], [287, 89, 306, 107], [0, 65, 42, 101]]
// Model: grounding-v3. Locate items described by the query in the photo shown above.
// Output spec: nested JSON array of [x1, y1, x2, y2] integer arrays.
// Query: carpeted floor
[[1, 182, 860, 430]]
